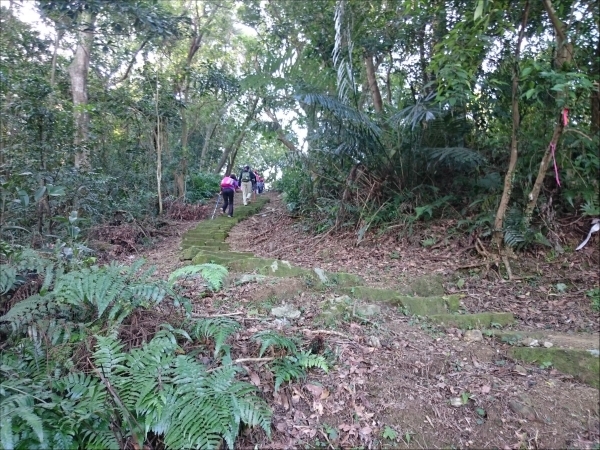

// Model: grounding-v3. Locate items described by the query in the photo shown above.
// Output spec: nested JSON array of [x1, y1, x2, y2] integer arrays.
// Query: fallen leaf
[[359, 426, 372, 436], [305, 384, 324, 398], [248, 371, 261, 387]]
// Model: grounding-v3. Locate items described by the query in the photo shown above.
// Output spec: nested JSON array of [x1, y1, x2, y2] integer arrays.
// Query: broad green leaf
[[17, 190, 29, 207], [47, 185, 66, 196], [34, 186, 47, 202], [474, 0, 484, 20]]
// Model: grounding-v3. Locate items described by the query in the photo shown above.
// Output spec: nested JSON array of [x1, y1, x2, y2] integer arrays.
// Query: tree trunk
[[492, 1, 530, 248], [524, 0, 572, 225], [155, 71, 163, 215], [199, 121, 219, 169], [223, 130, 248, 176], [264, 106, 300, 152], [215, 97, 260, 173], [364, 53, 383, 113], [592, 38, 600, 134], [69, 11, 95, 170]]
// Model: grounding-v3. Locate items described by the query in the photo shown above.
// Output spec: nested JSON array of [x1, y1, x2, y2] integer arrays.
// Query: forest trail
[[150, 191, 598, 449]]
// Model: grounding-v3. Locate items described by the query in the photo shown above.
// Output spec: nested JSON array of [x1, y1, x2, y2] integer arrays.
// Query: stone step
[[184, 231, 228, 239], [508, 347, 599, 389], [480, 329, 600, 388], [428, 312, 515, 328], [181, 241, 225, 251], [338, 286, 461, 316]]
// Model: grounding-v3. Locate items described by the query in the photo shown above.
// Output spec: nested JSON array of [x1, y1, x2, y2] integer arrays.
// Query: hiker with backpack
[[252, 170, 264, 196], [238, 165, 256, 206], [219, 174, 239, 217]]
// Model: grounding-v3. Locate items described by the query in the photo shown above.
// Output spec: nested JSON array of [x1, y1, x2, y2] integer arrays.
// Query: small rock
[[271, 318, 290, 329], [313, 268, 329, 283], [356, 304, 381, 317], [543, 341, 553, 348], [514, 364, 528, 376], [521, 337, 539, 347], [235, 274, 267, 285], [271, 305, 301, 319], [464, 330, 483, 342], [367, 336, 381, 348], [508, 400, 536, 420], [450, 397, 463, 407], [588, 349, 600, 357]]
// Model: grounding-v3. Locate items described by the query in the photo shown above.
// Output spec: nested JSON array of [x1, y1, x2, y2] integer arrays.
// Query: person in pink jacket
[[220, 174, 239, 217]]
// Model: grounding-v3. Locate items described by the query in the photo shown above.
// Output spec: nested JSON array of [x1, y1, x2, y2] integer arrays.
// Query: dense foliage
[[0, 0, 598, 447], [0, 248, 330, 449]]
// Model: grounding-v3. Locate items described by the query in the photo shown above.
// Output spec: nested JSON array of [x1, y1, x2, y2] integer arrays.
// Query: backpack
[[241, 170, 251, 182], [220, 176, 235, 189]]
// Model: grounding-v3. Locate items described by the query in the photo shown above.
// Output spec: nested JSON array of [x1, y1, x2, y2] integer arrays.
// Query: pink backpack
[[220, 176, 235, 188]]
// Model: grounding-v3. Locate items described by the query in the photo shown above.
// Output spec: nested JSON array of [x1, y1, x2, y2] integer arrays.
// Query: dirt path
[[126, 191, 599, 449]]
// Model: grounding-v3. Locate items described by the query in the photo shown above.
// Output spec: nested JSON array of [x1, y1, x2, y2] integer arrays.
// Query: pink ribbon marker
[[562, 108, 569, 126], [550, 142, 560, 187]]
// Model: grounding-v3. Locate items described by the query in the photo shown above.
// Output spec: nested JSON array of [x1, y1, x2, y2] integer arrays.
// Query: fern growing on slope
[[252, 330, 299, 357], [191, 317, 241, 357], [169, 263, 229, 291], [271, 352, 330, 392]]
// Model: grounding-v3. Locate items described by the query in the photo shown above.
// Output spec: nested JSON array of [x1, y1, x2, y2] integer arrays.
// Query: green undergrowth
[[0, 247, 330, 450]]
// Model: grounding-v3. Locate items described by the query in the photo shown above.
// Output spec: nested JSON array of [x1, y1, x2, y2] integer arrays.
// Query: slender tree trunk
[[364, 53, 383, 113], [176, 109, 189, 199], [215, 97, 259, 173], [50, 29, 64, 89], [199, 121, 219, 168], [493, 1, 530, 248], [524, 0, 572, 224], [264, 106, 300, 152], [591, 38, 600, 134], [155, 73, 163, 215], [223, 130, 248, 176], [69, 11, 95, 170]]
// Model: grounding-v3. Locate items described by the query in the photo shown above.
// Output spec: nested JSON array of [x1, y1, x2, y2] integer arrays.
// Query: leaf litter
[[107, 191, 599, 449]]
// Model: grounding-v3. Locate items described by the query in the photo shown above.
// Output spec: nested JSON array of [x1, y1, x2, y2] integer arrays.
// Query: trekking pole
[[210, 193, 221, 220]]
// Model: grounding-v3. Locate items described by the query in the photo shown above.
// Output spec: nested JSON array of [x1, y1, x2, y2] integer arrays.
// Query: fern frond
[[93, 335, 127, 379], [298, 352, 329, 372], [0, 294, 66, 333], [251, 331, 298, 357], [424, 146, 487, 170], [169, 264, 228, 291], [191, 318, 241, 357], [271, 356, 307, 392], [0, 264, 17, 294]]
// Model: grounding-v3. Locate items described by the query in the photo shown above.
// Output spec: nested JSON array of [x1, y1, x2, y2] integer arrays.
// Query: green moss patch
[[428, 312, 514, 328], [339, 286, 461, 315], [508, 347, 600, 389]]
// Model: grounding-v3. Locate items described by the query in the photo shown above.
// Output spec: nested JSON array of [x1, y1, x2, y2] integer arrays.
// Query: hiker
[[238, 165, 256, 206], [252, 169, 261, 199], [257, 173, 265, 194], [220, 174, 239, 217]]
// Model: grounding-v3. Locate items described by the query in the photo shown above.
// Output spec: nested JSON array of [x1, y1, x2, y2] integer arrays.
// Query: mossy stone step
[[181, 246, 203, 260], [192, 252, 241, 265], [428, 312, 515, 328], [508, 347, 599, 389], [182, 237, 226, 245], [181, 241, 229, 252], [185, 231, 228, 239], [338, 286, 460, 316]]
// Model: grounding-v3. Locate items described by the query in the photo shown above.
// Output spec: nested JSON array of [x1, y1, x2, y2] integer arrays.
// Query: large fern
[[270, 352, 329, 392], [169, 263, 228, 292], [251, 331, 299, 357], [191, 317, 241, 357]]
